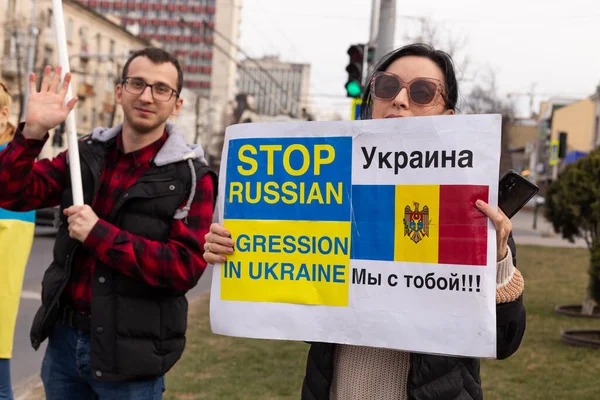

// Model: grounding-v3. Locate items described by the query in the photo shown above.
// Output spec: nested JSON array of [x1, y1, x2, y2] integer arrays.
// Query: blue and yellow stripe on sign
[[221, 220, 351, 306], [0, 207, 35, 358], [222, 136, 353, 306], [224, 137, 353, 221]]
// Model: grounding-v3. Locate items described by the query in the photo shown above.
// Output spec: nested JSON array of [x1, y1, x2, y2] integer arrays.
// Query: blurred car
[[35, 206, 59, 228]]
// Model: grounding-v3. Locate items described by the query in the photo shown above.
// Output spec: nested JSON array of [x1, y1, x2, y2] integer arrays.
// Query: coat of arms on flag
[[352, 184, 489, 266], [403, 202, 429, 243]]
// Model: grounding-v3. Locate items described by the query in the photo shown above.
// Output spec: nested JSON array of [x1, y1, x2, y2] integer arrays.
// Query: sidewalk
[[510, 209, 587, 248], [13, 375, 43, 400]]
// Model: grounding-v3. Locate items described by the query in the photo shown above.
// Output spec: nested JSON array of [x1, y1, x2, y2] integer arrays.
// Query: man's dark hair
[[121, 47, 184, 94]]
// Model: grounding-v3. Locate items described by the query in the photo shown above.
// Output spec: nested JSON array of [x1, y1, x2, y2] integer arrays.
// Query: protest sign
[[210, 114, 502, 358]]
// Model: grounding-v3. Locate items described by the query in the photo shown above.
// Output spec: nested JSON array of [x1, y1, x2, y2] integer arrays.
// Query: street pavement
[[11, 209, 586, 398], [11, 227, 214, 397], [510, 208, 587, 248]]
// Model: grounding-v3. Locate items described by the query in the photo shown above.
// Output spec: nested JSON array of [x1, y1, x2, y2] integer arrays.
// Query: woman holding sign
[[205, 43, 525, 400]]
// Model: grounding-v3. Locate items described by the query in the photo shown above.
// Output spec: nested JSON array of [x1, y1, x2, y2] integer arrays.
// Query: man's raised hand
[[22, 65, 79, 140]]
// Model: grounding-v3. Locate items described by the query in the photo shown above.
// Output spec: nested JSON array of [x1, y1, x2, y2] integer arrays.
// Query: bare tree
[[403, 16, 473, 84], [462, 70, 516, 177], [462, 67, 515, 116], [461, 63, 516, 177], [403, 17, 516, 176]]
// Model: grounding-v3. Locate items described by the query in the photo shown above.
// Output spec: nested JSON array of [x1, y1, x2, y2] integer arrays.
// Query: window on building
[[106, 71, 115, 91], [47, 9, 53, 28], [42, 45, 53, 69], [115, 63, 123, 82], [103, 112, 112, 128], [66, 18, 74, 41], [109, 39, 115, 56], [80, 60, 90, 77], [96, 33, 102, 53], [7, 0, 16, 16], [77, 102, 85, 125], [594, 115, 600, 147], [79, 27, 89, 56]]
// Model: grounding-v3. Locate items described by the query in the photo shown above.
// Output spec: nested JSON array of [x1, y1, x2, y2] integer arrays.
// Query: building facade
[[1, 0, 151, 158], [551, 98, 596, 154], [505, 118, 538, 174], [75, 0, 242, 110], [591, 85, 600, 148], [528, 98, 576, 185], [237, 55, 310, 117]]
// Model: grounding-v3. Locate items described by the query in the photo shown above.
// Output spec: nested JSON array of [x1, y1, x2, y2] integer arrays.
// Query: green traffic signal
[[345, 44, 366, 98], [345, 80, 362, 98]]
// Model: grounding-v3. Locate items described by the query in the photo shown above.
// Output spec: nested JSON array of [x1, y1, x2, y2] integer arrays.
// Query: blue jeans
[[41, 322, 165, 400], [0, 358, 13, 400]]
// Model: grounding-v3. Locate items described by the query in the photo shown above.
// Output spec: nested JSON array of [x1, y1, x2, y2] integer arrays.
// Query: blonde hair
[[0, 82, 15, 145], [0, 82, 10, 109]]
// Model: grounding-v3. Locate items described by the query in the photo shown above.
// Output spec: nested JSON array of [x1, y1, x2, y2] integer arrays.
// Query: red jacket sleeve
[[83, 173, 215, 291], [0, 124, 67, 211]]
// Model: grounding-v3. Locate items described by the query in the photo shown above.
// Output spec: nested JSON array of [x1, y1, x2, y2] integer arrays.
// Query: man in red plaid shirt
[[0, 48, 216, 399]]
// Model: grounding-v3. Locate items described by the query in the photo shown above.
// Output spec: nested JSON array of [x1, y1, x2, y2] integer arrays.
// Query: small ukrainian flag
[[0, 143, 36, 359]]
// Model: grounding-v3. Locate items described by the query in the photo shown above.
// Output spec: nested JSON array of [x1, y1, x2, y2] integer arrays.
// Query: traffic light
[[345, 44, 365, 98], [367, 46, 376, 64], [52, 122, 65, 148], [558, 132, 568, 158]]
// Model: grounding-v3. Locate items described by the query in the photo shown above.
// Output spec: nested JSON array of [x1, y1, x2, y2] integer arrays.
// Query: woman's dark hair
[[360, 43, 458, 119]]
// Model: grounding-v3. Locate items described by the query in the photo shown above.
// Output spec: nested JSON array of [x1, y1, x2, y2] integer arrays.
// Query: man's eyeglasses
[[122, 77, 178, 102], [371, 72, 446, 107]]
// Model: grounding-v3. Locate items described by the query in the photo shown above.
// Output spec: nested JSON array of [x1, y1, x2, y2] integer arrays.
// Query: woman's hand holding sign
[[204, 223, 234, 264], [475, 200, 511, 262]]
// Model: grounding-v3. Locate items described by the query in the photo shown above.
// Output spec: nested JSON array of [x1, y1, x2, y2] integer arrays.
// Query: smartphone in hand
[[498, 170, 540, 219]]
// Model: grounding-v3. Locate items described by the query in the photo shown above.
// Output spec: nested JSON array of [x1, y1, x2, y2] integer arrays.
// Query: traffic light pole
[[21, 0, 38, 121], [369, 0, 381, 48], [375, 0, 396, 61], [361, 43, 369, 86]]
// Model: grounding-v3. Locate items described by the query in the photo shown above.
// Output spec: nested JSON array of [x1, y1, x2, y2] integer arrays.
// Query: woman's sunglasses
[[370, 72, 446, 106]]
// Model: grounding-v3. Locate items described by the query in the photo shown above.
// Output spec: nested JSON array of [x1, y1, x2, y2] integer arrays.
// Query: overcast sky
[[238, 0, 600, 119]]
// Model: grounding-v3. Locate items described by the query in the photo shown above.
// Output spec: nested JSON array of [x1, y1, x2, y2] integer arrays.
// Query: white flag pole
[[52, 0, 84, 206]]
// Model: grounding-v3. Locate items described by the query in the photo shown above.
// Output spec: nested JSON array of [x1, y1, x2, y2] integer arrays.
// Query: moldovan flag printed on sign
[[351, 184, 489, 266]]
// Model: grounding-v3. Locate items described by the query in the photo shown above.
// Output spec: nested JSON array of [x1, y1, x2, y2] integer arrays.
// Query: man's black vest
[[30, 135, 217, 382]]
